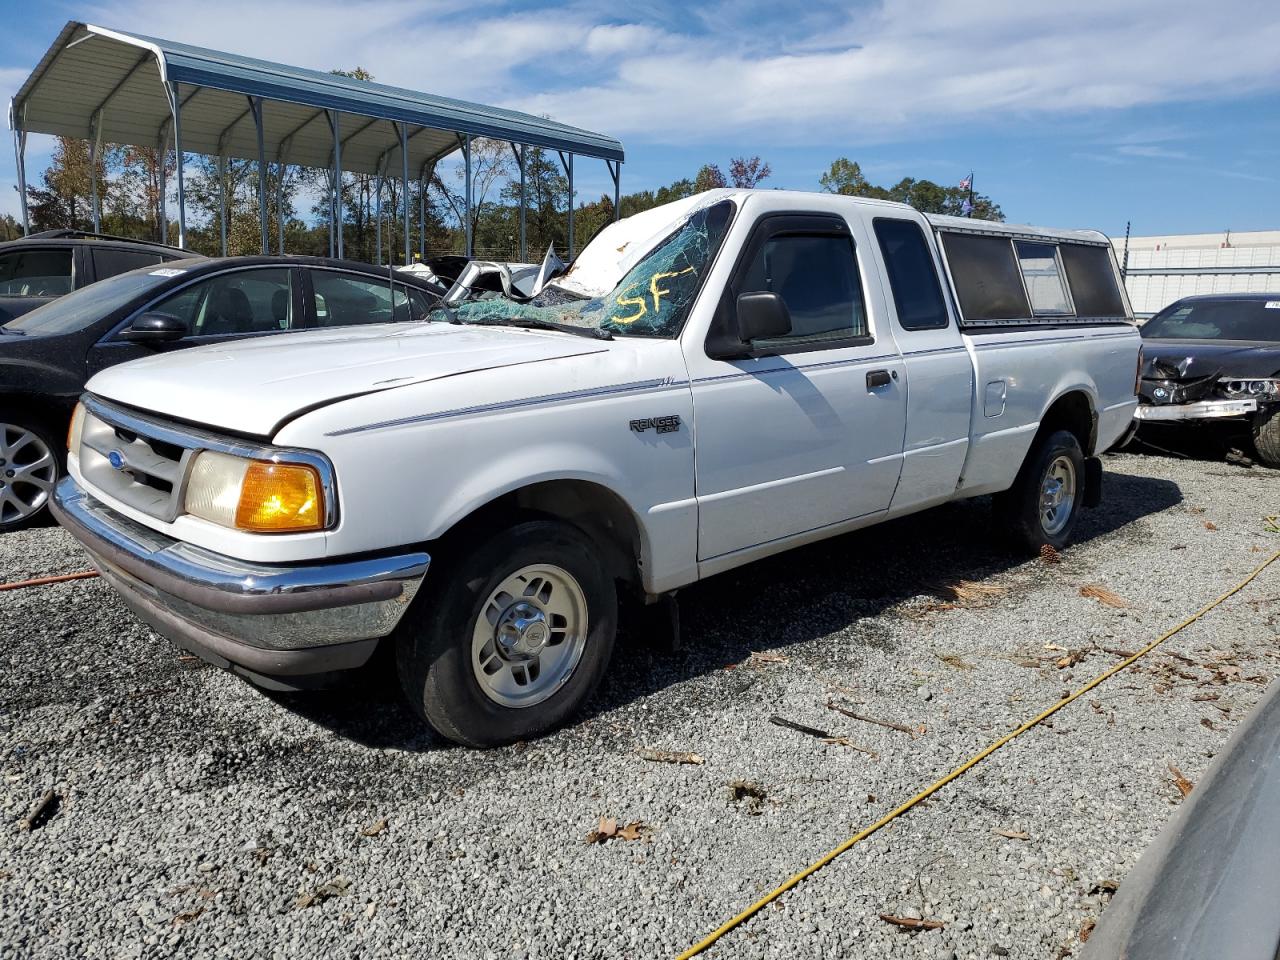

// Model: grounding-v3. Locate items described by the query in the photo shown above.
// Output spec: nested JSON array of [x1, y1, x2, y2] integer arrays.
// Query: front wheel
[[395, 519, 617, 748], [993, 429, 1085, 553], [1252, 406, 1280, 468], [0, 418, 61, 533]]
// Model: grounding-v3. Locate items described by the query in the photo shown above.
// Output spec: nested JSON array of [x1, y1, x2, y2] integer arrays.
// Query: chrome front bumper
[[1134, 398, 1261, 422], [51, 478, 429, 680]]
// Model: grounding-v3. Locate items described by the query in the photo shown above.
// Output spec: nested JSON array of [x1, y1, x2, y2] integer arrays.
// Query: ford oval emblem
[[107, 450, 125, 470]]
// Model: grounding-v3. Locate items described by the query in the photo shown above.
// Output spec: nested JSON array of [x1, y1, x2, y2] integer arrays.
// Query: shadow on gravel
[[263, 469, 1183, 750], [1128, 422, 1278, 471]]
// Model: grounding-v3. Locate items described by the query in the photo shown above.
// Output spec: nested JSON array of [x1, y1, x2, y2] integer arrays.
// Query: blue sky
[[2, 0, 1278, 238]]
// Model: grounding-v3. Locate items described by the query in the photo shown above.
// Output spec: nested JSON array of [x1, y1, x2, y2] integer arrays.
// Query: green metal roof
[[9, 21, 624, 177]]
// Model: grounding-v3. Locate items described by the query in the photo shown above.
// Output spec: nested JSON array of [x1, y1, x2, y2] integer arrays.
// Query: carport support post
[[374, 166, 385, 266], [249, 96, 268, 255], [217, 154, 227, 256], [328, 111, 343, 259], [559, 151, 575, 259], [463, 135, 472, 258], [276, 161, 286, 255], [400, 123, 410, 267], [517, 144, 526, 262], [12, 107, 29, 235], [609, 160, 621, 222], [157, 129, 168, 245], [88, 112, 102, 233], [168, 82, 186, 250], [418, 176, 427, 259]]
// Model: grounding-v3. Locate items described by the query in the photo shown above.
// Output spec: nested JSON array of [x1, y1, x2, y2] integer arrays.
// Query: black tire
[[0, 416, 63, 534], [993, 429, 1086, 554], [1252, 406, 1280, 468], [395, 519, 617, 748]]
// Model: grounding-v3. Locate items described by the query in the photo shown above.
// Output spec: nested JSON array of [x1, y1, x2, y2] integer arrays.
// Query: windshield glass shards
[[432, 199, 735, 339]]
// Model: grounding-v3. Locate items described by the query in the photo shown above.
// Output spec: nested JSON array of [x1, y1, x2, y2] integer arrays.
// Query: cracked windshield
[[433, 199, 735, 338]]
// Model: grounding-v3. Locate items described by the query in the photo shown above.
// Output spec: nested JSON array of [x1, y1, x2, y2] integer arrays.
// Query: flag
[[958, 175, 972, 191], [961, 198, 973, 215]]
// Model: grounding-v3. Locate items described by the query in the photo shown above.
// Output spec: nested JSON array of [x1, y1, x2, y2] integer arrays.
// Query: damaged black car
[[1134, 293, 1280, 467]]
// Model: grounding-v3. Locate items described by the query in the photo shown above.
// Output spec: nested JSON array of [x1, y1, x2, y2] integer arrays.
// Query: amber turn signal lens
[[233, 461, 324, 532]]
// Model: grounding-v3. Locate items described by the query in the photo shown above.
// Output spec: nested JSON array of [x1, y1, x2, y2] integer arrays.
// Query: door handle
[[866, 369, 893, 389]]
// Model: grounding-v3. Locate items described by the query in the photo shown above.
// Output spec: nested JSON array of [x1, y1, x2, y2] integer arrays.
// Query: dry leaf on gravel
[[360, 818, 388, 837], [992, 828, 1031, 840], [879, 913, 945, 931], [295, 876, 351, 910], [1080, 918, 1097, 942], [1168, 764, 1194, 798], [636, 748, 705, 765], [935, 580, 1007, 605], [1203, 521, 1218, 531], [746, 651, 789, 666], [1089, 878, 1120, 896], [936, 653, 974, 671], [171, 907, 205, 928], [584, 816, 650, 844], [1080, 585, 1129, 608]]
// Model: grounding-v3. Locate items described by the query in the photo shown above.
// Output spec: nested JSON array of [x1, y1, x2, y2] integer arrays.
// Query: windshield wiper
[[477, 317, 612, 341]]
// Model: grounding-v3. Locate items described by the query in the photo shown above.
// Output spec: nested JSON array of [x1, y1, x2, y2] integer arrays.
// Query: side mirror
[[736, 292, 791, 343], [121, 312, 187, 343]]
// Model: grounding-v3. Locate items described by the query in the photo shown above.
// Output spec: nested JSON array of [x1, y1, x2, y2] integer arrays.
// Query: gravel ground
[[1, 450, 1278, 960]]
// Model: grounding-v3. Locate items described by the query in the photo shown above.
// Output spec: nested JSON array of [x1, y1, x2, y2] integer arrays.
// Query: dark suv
[[0, 230, 195, 324]]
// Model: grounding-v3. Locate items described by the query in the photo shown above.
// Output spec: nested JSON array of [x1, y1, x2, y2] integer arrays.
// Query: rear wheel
[[0, 419, 61, 533], [993, 429, 1085, 553], [395, 519, 617, 747], [1252, 406, 1280, 468]]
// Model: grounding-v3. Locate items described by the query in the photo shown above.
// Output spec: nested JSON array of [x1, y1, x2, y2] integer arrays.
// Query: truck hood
[[86, 322, 609, 436]]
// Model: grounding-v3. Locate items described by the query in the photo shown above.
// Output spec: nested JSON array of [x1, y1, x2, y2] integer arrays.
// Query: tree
[[819, 157, 1003, 220], [25, 137, 120, 232], [693, 163, 727, 193], [432, 138, 513, 255], [728, 156, 771, 189], [0, 214, 19, 242]]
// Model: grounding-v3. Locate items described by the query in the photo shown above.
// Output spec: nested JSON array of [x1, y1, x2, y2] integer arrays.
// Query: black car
[[1134, 294, 1280, 466], [0, 256, 445, 530], [0, 230, 194, 324]]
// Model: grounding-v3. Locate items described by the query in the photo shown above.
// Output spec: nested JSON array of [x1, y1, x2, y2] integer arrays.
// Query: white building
[[1111, 229, 1280, 318]]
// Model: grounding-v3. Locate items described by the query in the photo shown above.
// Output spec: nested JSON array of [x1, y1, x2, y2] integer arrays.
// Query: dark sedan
[[1134, 294, 1280, 466], [0, 256, 445, 530]]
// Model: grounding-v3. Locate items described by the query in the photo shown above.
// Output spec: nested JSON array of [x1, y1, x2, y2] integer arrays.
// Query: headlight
[[1219, 378, 1280, 397], [67, 402, 86, 454], [184, 450, 326, 533]]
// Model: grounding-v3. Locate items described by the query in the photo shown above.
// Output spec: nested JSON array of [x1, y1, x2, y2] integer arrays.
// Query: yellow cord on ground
[[676, 549, 1280, 960]]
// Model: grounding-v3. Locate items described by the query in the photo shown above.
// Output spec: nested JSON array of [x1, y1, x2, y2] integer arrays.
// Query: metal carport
[[8, 21, 624, 261]]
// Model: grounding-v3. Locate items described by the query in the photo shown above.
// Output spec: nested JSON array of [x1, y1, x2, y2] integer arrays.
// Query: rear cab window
[[873, 218, 949, 331], [938, 229, 1129, 327]]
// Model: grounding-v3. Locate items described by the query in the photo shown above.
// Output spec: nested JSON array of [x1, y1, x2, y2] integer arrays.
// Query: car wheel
[[395, 519, 617, 748], [993, 429, 1085, 554], [1252, 406, 1280, 468], [0, 419, 61, 533]]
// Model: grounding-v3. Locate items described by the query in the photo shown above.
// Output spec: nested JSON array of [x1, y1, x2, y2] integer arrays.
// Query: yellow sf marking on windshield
[[649, 267, 695, 313], [612, 282, 647, 325]]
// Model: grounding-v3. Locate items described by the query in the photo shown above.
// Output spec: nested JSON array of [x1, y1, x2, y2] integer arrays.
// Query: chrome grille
[[78, 403, 193, 521]]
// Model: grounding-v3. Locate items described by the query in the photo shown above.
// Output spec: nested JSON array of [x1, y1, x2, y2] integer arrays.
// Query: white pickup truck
[[52, 189, 1141, 746]]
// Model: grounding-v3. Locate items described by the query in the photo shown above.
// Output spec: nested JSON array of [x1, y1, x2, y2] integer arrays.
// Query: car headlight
[[1219, 378, 1279, 398], [67, 402, 86, 455], [184, 450, 326, 533]]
